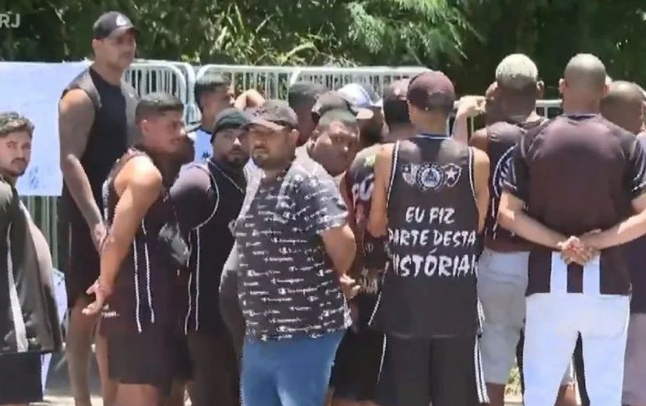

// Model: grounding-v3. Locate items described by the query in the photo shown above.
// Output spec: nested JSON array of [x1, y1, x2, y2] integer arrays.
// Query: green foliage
[[2, 0, 646, 94]]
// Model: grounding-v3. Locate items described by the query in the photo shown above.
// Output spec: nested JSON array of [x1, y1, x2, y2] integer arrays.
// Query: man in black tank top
[[330, 80, 414, 406], [58, 11, 138, 406], [82, 93, 189, 406], [171, 108, 250, 406], [498, 54, 646, 406], [600, 81, 646, 406], [367, 71, 491, 406], [468, 54, 577, 406]]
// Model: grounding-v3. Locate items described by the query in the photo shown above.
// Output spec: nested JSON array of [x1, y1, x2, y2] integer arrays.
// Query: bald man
[[600, 82, 646, 406], [498, 54, 646, 406]]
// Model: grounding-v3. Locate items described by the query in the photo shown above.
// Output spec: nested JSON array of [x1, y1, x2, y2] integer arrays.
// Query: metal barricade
[[292, 66, 430, 94], [126, 61, 190, 118]]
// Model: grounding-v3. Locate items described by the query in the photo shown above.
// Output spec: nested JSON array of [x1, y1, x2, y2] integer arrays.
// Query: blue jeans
[[241, 330, 344, 406]]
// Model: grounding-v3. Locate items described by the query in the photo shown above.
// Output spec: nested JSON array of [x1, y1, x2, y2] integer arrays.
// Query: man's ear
[[536, 81, 545, 99], [289, 128, 300, 145]]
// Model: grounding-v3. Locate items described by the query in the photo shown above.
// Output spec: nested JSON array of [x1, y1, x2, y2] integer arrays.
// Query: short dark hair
[[317, 109, 358, 130], [384, 99, 410, 128], [135, 93, 184, 123], [288, 81, 326, 110], [0, 112, 34, 138], [194, 73, 231, 112]]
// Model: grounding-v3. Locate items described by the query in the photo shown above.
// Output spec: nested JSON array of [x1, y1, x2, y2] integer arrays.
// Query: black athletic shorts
[[107, 328, 187, 396], [330, 328, 384, 401], [377, 335, 488, 406], [60, 207, 99, 309], [0, 352, 43, 404]]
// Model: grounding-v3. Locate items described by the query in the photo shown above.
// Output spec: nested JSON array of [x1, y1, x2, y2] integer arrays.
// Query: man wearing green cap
[[171, 108, 250, 406]]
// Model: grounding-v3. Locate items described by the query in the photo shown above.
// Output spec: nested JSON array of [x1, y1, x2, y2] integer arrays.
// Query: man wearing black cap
[[171, 108, 249, 406], [58, 10, 138, 406], [233, 100, 355, 406], [367, 71, 491, 406], [288, 81, 327, 145]]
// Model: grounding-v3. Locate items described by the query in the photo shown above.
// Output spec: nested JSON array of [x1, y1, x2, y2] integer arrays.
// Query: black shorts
[[187, 331, 240, 406], [330, 328, 384, 401], [377, 335, 488, 406], [108, 328, 187, 396], [60, 212, 99, 309], [0, 352, 43, 404]]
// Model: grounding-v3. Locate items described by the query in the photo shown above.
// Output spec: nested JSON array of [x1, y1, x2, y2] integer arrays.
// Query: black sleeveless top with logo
[[484, 119, 545, 249], [344, 145, 389, 328], [60, 67, 138, 222], [181, 160, 246, 334], [100, 149, 181, 334], [371, 135, 480, 338]]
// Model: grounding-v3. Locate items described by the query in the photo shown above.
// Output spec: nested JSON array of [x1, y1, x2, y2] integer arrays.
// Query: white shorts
[[477, 248, 573, 385]]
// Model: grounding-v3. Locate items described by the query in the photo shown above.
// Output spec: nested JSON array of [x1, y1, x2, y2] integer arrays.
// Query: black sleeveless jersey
[[484, 119, 545, 245], [60, 67, 138, 221], [344, 145, 389, 328], [100, 149, 180, 334], [181, 160, 246, 334], [371, 134, 480, 337]]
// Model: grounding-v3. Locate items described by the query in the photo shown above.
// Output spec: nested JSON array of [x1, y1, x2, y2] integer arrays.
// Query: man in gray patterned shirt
[[232, 100, 356, 406]]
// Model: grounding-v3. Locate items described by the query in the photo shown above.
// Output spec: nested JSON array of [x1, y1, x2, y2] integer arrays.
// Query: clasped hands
[[556, 230, 601, 266]]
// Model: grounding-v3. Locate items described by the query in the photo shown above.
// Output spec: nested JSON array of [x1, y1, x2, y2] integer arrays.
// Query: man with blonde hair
[[470, 53, 577, 406]]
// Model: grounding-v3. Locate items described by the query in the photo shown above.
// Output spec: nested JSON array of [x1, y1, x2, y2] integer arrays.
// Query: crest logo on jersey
[[401, 163, 462, 192], [492, 146, 514, 197]]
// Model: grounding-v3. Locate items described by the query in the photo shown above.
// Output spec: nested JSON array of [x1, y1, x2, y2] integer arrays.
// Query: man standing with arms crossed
[[368, 71, 490, 406], [58, 11, 138, 406], [498, 54, 646, 406], [470, 54, 577, 406]]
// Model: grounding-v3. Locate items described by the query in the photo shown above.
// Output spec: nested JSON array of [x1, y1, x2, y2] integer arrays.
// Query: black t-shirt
[[505, 115, 646, 296]]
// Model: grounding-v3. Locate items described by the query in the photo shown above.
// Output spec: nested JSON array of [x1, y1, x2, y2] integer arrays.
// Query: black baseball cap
[[407, 71, 456, 111], [93, 11, 139, 40], [311, 91, 373, 124], [211, 108, 250, 142], [246, 100, 298, 131]]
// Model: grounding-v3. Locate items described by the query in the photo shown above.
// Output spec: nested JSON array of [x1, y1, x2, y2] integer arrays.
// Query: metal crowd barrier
[[18, 60, 564, 268]]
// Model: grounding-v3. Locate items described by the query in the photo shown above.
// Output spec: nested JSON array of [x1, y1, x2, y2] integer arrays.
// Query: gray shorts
[[623, 313, 646, 405], [477, 249, 573, 385]]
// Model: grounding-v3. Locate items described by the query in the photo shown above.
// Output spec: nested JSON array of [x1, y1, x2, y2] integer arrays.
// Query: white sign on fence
[[0, 62, 89, 196]]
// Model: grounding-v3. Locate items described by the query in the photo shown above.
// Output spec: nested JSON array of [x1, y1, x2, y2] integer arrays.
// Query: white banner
[[0, 62, 89, 196]]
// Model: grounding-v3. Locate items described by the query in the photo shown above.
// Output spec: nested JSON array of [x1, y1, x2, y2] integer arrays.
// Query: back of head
[[561, 54, 607, 100], [194, 73, 230, 111], [383, 79, 411, 129], [601, 80, 644, 134], [288, 81, 326, 111], [495, 54, 539, 107], [316, 109, 359, 131], [136, 92, 184, 124], [407, 71, 455, 114]]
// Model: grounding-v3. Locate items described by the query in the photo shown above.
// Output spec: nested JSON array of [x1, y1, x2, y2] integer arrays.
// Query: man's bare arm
[[471, 148, 490, 233], [338, 175, 355, 227], [98, 157, 163, 293], [452, 96, 485, 144], [59, 89, 102, 230], [497, 192, 566, 249], [321, 225, 356, 275], [469, 128, 488, 153], [367, 144, 394, 237], [582, 193, 646, 250]]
